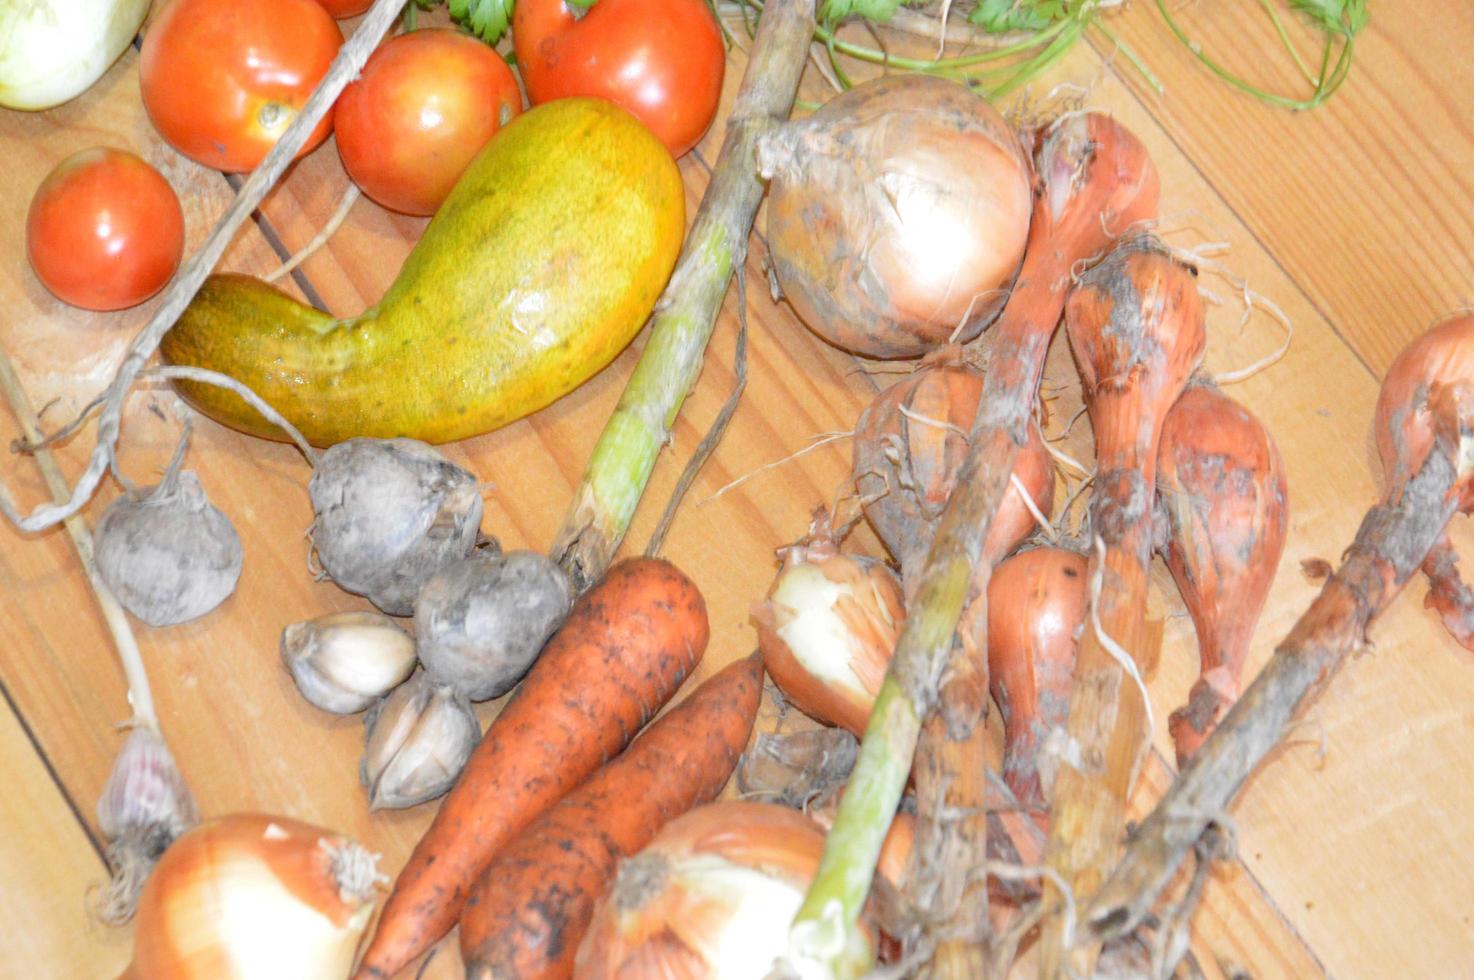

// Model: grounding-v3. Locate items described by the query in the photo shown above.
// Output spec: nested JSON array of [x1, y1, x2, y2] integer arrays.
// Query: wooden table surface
[[3, 3, 1472, 978]]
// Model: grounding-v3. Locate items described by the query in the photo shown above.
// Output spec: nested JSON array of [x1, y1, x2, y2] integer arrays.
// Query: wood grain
[[1, 5, 1471, 978]]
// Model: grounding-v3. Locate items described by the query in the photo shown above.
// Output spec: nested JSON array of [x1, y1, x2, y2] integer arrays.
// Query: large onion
[[574, 801, 872, 979], [757, 74, 1032, 359], [123, 813, 381, 979]]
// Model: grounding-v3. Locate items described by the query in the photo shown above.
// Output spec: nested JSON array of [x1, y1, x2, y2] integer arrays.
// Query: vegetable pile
[[6, 2, 1470, 980]]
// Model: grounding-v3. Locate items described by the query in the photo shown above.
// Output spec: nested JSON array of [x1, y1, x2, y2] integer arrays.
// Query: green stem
[[1092, 20, 1165, 95], [549, 0, 814, 592], [1259, 0, 1317, 84], [1156, 0, 1359, 110]]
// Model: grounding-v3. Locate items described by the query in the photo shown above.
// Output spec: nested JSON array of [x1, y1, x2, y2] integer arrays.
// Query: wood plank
[[1, 7, 1471, 978], [1091, 1, 1474, 377], [0, 694, 130, 980]]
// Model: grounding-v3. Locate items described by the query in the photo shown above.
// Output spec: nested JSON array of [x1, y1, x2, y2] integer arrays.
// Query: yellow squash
[[162, 98, 686, 446]]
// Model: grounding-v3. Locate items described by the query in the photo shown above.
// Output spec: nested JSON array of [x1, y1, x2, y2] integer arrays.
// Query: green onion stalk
[[549, 0, 814, 593]]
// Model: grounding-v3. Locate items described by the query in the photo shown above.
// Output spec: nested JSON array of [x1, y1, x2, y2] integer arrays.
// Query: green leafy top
[[818, 0, 908, 28], [1289, 0, 1369, 36], [968, 0, 1069, 34], [412, 0, 514, 44]]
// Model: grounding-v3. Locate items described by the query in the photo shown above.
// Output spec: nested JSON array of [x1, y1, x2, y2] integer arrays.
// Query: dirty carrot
[[352, 557, 709, 979], [457, 652, 763, 980]]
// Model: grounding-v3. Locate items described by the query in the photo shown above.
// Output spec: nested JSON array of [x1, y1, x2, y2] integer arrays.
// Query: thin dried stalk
[[551, 0, 814, 594]]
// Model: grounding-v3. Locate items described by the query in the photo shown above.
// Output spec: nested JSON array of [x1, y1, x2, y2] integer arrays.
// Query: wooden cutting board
[[1, 3, 1471, 977]]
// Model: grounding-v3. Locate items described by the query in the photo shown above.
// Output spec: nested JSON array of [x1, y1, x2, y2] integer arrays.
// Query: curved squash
[[162, 97, 685, 445]]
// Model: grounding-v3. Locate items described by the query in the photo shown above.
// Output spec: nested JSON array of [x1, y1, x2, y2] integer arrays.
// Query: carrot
[[352, 557, 709, 980], [458, 651, 764, 979]]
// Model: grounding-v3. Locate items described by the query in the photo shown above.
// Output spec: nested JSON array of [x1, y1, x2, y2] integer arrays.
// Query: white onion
[[0, 0, 151, 110]]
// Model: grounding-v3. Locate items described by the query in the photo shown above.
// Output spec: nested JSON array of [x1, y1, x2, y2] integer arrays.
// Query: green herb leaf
[[968, 0, 1069, 33], [1288, 0, 1368, 36], [819, 0, 904, 27], [441, 0, 513, 44]]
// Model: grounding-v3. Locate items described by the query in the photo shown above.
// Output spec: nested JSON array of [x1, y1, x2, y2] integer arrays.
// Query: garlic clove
[[282, 611, 417, 715], [95, 726, 199, 924], [360, 672, 480, 810]]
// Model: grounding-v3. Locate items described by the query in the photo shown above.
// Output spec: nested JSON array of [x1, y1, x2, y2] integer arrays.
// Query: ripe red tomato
[[512, 0, 725, 157], [138, 0, 343, 173], [335, 29, 522, 215], [26, 148, 185, 312], [313, 0, 372, 16]]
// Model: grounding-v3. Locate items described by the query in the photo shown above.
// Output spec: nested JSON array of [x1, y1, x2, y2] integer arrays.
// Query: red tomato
[[26, 148, 185, 312], [335, 29, 522, 215], [313, 0, 372, 16], [512, 0, 724, 157], [138, 0, 343, 173]]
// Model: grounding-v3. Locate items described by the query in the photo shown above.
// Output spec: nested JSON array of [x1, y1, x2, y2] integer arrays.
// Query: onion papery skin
[[574, 801, 871, 979], [126, 813, 377, 979], [753, 552, 904, 735], [760, 74, 1032, 359]]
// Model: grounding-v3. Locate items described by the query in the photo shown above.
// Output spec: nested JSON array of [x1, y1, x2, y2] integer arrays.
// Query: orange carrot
[[458, 652, 764, 979], [353, 557, 709, 979]]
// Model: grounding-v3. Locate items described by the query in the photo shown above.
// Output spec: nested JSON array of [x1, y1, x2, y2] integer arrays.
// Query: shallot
[[1043, 234, 1204, 976], [986, 545, 1087, 811], [1157, 382, 1289, 764]]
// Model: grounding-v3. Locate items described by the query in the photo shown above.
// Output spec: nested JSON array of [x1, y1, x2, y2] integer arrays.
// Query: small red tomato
[[26, 148, 185, 312], [313, 0, 372, 16], [139, 0, 343, 173], [513, 0, 724, 157], [335, 29, 522, 216]]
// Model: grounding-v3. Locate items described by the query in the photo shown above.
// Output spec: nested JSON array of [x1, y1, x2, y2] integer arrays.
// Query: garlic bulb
[[95, 470, 243, 628], [752, 533, 903, 735], [308, 438, 485, 616], [124, 813, 383, 979], [281, 611, 416, 714], [414, 550, 571, 701], [95, 726, 199, 924], [360, 672, 480, 810]]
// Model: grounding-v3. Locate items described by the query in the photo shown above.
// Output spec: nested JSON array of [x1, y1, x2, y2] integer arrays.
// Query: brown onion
[[987, 546, 1087, 811], [123, 813, 382, 979], [1157, 382, 1289, 765], [852, 349, 1054, 594], [574, 801, 870, 979], [758, 74, 1031, 359], [752, 527, 904, 735]]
